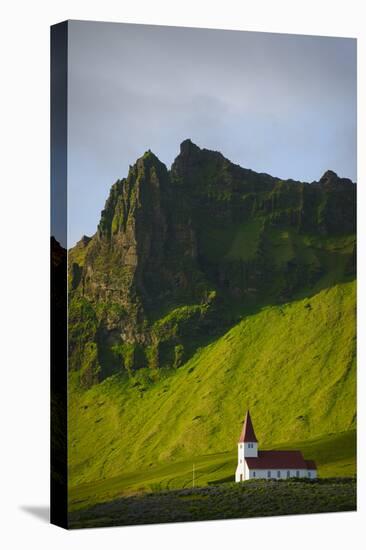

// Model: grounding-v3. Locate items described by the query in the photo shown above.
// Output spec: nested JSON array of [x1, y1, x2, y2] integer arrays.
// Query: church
[[235, 411, 317, 482]]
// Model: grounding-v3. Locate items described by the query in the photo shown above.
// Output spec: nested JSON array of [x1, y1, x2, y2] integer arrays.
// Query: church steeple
[[239, 410, 258, 443]]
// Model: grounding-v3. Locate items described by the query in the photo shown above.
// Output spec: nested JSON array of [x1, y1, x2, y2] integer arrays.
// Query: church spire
[[239, 410, 258, 443]]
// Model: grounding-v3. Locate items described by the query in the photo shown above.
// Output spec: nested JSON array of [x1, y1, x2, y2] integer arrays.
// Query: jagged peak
[[174, 139, 230, 168], [319, 170, 354, 187], [170, 139, 203, 177], [138, 149, 164, 165], [319, 170, 338, 184], [142, 149, 158, 160], [179, 138, 201, 155], [128, 149, 169, 177], [171, 139, 231, 182]]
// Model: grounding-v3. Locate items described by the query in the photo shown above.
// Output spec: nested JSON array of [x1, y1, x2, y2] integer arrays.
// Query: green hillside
[[69, 429, 355, 512], [66, 142, 356, 524], [68, 142, 356, 385], [69, 280, 356, 489]]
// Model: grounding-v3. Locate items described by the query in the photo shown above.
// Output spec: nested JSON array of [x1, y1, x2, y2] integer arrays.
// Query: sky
[[67, 20, 356, 247]]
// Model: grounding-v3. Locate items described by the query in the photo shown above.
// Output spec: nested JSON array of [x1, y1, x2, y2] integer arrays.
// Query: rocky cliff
[[68, 140, 356, 386]]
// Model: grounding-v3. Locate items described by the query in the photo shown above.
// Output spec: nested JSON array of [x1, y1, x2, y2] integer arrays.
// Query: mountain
[[67, 140, 356, 486], [68, 139, 356, 386]]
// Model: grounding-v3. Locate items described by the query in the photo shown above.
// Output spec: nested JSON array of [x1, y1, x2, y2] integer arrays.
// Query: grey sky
[[68, 20, 356, 247]]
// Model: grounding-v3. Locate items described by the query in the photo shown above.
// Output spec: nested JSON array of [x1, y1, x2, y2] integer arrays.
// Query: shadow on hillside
[[167, 270, 356, 373], [208, 475, 234, 485]]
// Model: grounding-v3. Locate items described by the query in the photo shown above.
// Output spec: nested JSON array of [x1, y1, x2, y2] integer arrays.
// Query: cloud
[[66, 21, 356, 246]]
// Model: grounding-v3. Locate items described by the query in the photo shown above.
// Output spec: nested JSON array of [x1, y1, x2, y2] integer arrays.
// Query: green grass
[[199, 218, 264, 262], [265, 228, 355, 293], [225, 218, 264, 260], [69, 280, 356, 492], [68, 241, 90, 267], [68, 477, 356, 528], [68, 428, 356, 512], [274, 430, 356, 478]]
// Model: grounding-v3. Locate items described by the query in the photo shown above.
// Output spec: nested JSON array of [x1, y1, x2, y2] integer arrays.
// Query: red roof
[[245, 450, 310, 470], [305, 460, 317, 470], [239, 410, 258, 443]]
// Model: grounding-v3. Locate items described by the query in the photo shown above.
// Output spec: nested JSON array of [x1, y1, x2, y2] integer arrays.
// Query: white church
[[235, 411, 317, 482]]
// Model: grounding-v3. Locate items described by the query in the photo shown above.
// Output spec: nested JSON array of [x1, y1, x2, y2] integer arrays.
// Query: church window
[[267, 471, 271, 478], [296, 470, 300, 477], [253, 471, 256, 478], [277, 471, 281, 478]]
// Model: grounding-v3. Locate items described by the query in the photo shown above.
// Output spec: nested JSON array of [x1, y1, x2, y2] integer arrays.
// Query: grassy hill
[[69, 429, 355, 512], [65, 144, 356, 527], [69, 280, 356, 492], [68, 143, 356, 385]]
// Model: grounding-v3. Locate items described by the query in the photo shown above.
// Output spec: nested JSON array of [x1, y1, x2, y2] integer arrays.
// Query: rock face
[[68, 140, 356, 386]]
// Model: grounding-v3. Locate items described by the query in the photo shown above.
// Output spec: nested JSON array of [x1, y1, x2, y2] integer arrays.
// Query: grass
[[68, 240, 90, 267], [273, 430, 356, 478], [68, 477, 356, 528], [225, 218, 264, 261], [65, 150, 356, 529], [69, 280, 356, 488], [68, 428, 355, 513], [199, 218, 264, 262], [265, 227, 355, 294]]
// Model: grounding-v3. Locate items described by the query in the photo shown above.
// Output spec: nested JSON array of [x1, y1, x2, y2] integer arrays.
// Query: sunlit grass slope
[[69, 430, 356, 512], [69, 280, 356, 488]]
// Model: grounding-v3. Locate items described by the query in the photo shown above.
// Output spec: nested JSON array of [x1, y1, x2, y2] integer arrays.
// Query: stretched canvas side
[[50, 20, 68, 530]]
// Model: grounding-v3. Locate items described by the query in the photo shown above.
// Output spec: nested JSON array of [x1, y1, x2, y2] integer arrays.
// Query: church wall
[[247, 468, 314, 480], [243, 442, 258, 457]]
